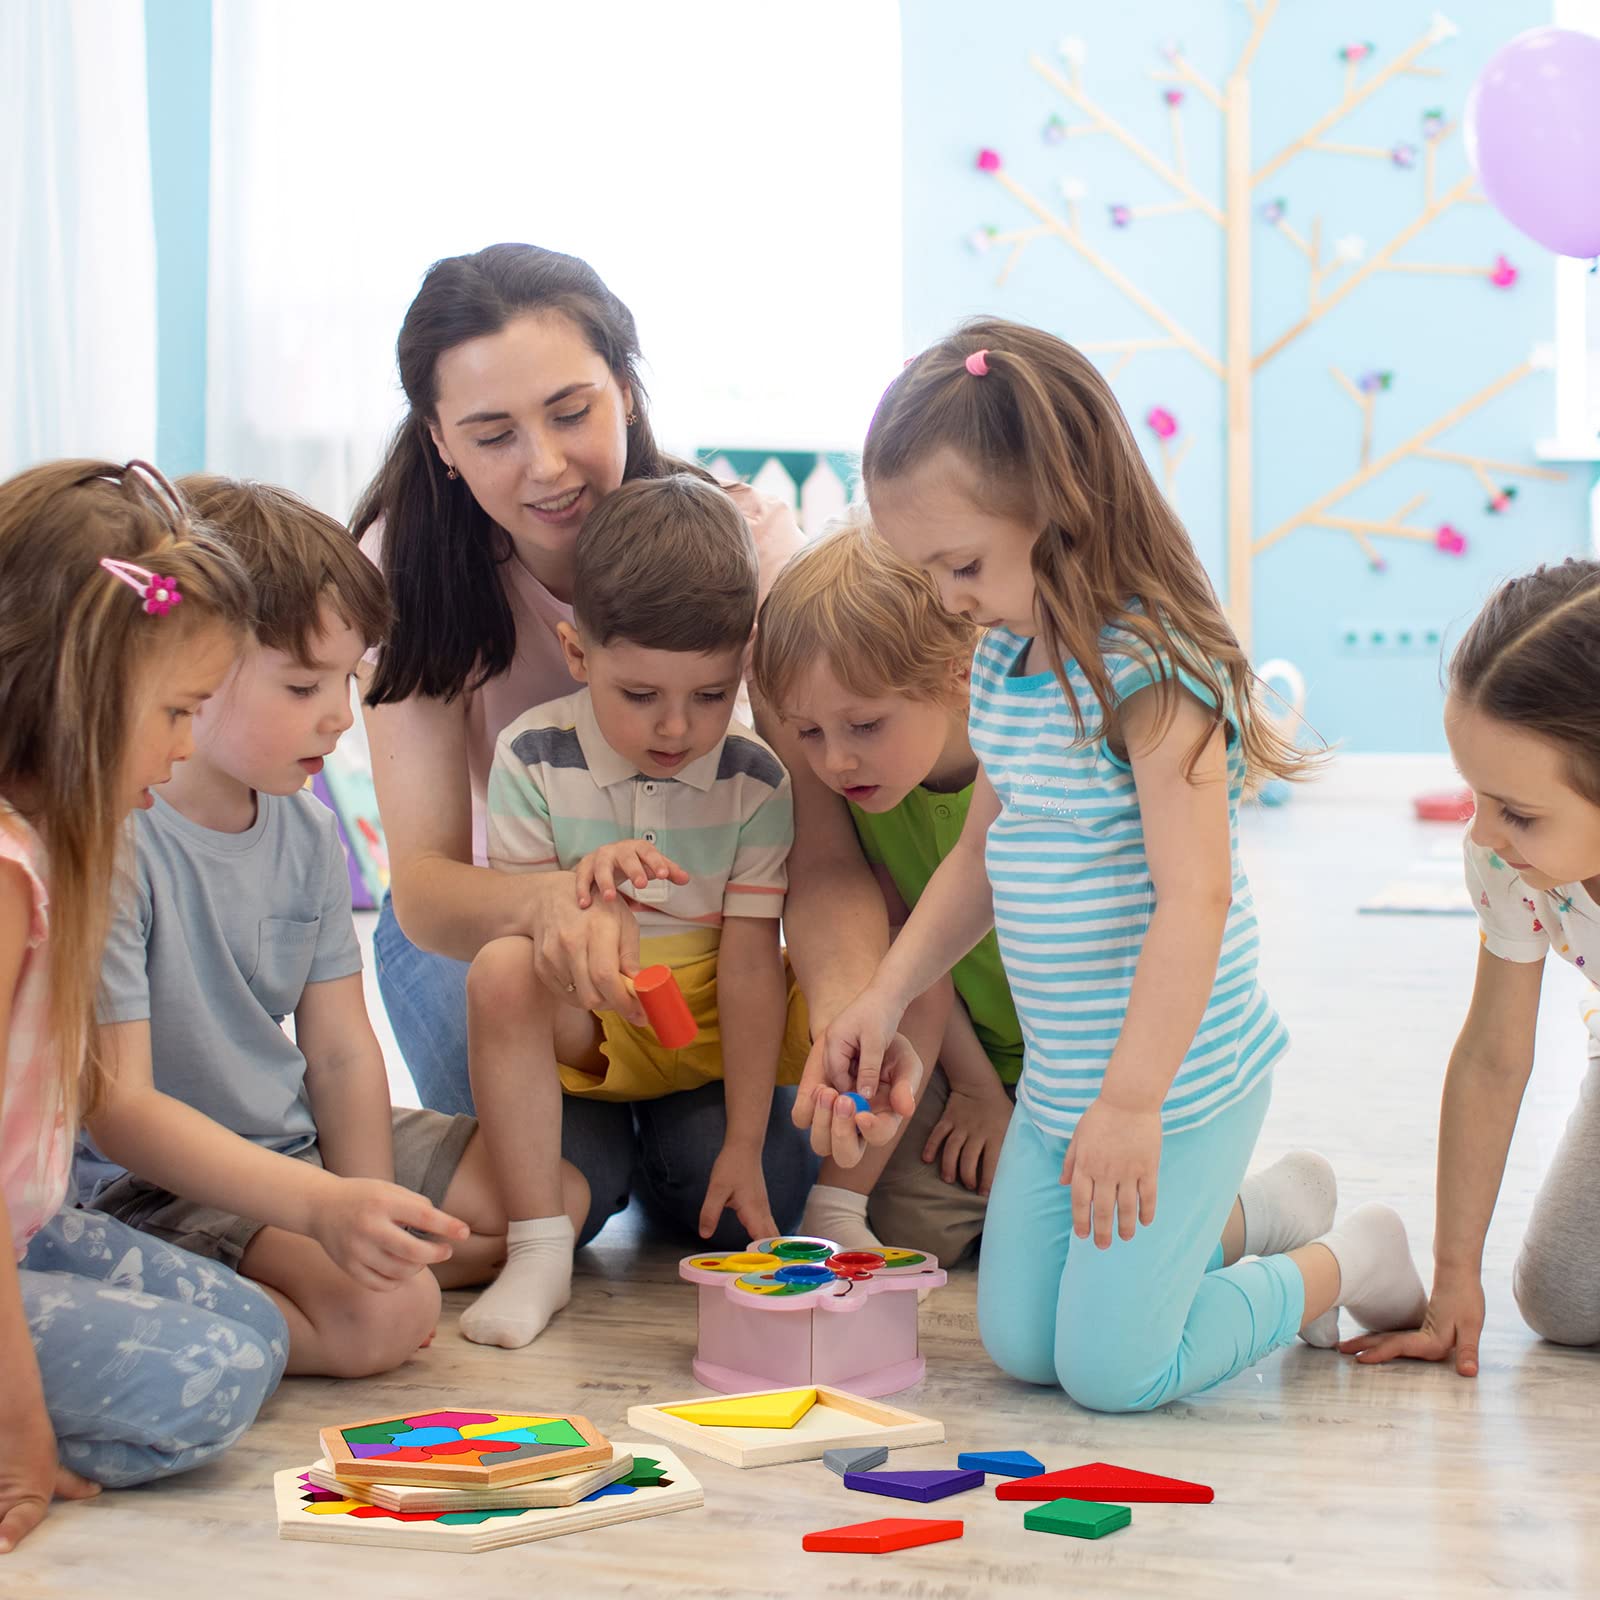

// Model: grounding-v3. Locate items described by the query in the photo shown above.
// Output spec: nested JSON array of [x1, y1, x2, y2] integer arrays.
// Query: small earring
[[446, 464, 458, 480], [624, 412, 637, 427]]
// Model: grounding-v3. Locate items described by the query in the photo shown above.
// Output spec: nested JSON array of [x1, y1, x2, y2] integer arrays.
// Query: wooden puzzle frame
[[303, 1448, 635, 1514], [626, 1384, 943, 1468], [276, 1445, 702, 1554], [318, 1407, 610, 1489]]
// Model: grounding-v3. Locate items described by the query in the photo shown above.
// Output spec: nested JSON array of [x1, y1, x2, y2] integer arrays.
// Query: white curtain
[[206, 0, 903, 519], [0, 0, 158, 477]]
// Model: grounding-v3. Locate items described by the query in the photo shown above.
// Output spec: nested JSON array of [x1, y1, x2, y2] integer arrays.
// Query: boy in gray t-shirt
[[84, 476, 586, 1378]]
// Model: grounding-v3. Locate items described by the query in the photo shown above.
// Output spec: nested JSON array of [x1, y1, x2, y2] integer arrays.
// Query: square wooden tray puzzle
[[626, 1384, 942, 1467], [276, 1445, 701, 1553], [304, 1447, 635, 1513], [319, 1407, 610, 1488]]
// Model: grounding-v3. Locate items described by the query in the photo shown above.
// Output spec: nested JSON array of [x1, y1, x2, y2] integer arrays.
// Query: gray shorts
[[91, 1108, 477, 1269]]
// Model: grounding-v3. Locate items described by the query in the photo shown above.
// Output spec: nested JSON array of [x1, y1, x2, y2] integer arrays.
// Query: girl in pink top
[[356, 244, 817, 1248], [0, 461, 285, 1555]]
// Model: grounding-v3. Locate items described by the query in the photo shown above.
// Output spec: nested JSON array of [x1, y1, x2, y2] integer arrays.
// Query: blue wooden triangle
[[957, 1449, 1046, 1477]]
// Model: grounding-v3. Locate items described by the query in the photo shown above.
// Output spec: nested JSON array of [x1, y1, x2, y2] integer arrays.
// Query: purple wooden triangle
[[842, 1467, 985, 1503]]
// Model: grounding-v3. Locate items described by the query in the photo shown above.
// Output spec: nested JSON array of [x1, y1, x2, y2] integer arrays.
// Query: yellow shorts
[[559, 932, 812, 1102]]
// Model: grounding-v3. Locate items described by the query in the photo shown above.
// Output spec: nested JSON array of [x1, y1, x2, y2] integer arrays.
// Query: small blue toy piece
[[957, 1449, 1045, 1477], [843, 1091, 871, 1113], [774, 1262, 836, 1285]]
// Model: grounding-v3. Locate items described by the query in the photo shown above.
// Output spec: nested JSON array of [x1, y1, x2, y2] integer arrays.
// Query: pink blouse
[[0, 803, 71, 1261]]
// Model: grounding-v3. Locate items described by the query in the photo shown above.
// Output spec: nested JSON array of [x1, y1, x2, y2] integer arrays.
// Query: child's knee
[[324, 1272, 441, 1378], [1054, 1336, 1168, 1414], [1513, 1242, 1600, 1347], [466, 936, 542, 1019], [977, 1303, 1058, 1387]]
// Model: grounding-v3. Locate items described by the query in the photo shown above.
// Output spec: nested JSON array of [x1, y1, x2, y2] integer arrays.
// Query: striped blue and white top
[[968, 620, 1286, 1139]]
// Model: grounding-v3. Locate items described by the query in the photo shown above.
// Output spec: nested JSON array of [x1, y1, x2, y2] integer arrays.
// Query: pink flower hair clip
[[100, 558, 183, 616]]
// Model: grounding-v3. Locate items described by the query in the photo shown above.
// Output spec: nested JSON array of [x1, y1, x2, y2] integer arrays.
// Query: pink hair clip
[[100, 558, 183, 616], [965, 349, 990, 377]]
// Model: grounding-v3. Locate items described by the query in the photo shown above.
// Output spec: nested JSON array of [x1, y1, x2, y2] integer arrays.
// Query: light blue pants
[[978, 1077, 1304, 1412], [20, 1208, 288, 1487]]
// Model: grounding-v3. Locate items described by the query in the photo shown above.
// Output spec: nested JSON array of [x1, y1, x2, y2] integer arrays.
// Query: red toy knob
[[633, 965, 697, 1049]]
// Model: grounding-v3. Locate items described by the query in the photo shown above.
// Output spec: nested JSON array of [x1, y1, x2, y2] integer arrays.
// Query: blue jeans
[[373, 894, 817, 1248], [21, 1209, 287, 1487], [977, 1076, 1304, 1412]]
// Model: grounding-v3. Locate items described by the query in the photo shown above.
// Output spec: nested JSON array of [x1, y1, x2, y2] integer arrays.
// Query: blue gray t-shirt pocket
[[249, 917, 320, 1019]]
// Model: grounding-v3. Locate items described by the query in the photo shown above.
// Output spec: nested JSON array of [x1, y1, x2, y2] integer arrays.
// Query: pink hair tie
[[965, 349, 990, 377], [100, 558, 183, 616]]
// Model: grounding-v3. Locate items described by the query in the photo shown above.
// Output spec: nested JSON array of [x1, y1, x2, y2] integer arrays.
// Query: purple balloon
[[1465, 27, 1600, 258]]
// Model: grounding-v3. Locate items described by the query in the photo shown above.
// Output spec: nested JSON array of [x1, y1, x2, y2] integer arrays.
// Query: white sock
[[1239, 1150, 1338, 1259], [800, 1184, 883, 1252], [1301, 1202, 1427, 1350], [459, 1216, 574, 1350]]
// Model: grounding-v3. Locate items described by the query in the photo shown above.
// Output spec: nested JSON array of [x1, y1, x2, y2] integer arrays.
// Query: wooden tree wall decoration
[[971, 3, 1565, 646]]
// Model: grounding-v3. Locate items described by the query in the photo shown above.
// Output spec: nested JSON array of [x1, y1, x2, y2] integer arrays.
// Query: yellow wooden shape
[[660, 1388, 816, 1430], [458, 1415, 558, 1439], [306, 1498, 362, 1515]]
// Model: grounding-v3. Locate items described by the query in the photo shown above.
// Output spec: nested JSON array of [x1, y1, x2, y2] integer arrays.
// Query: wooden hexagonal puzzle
[[319, 1408, 610, 1489]]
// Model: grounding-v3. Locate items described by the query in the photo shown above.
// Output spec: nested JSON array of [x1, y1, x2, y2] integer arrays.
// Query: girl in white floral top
[[1350, 559, 1600, 1376]]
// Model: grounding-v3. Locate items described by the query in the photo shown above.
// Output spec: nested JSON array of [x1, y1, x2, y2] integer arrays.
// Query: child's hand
[[922, 1084, 1013, 1195], [0, 1400, 99, 1555], [311, 1178, 470, 1291], [574, 841, 690, 909], [1061, 1096, 1162, 1248], [794, 988, 925, 1168], [1339, 1268, 1487, 1376], [698, 1145, 777, 1241]]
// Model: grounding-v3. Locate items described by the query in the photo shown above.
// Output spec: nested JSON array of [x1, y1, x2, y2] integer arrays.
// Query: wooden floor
[[17, 756, 1600, 1597]]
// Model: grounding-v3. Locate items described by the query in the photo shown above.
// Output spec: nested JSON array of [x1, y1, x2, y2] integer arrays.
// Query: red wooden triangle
[[995, 1461, 1213, 1504]]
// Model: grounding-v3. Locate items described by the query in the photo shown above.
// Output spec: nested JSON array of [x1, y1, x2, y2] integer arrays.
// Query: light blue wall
[[902, 1, 1590, 751], [144, 0, 211, 475]]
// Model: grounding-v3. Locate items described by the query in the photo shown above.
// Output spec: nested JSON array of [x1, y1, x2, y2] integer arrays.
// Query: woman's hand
[[522, 873, 647, 1026], [1339, 1266, 1487, 1376], [1061, 1095, 1163, 1248], [793, 986, 924, 1167], [573, 841, 690, 909]]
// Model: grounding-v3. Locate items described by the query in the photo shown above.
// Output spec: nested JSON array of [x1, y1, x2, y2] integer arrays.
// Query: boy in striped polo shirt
[[460, 475, 809, 1349]]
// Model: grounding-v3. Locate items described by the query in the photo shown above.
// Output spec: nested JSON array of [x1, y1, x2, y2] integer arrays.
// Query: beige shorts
[[90, 1108, 477, 1269]]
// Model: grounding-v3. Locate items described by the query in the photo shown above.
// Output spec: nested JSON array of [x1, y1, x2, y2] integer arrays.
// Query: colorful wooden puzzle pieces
[[995, 1461, 1214, 1504], [842, 1466, 984, 1504], [628, 1383, 943, 1468], [957, 1449, 1044, 1477], [1022, 1497, 1131, 1541], [660, 1387, 816, 1429], [319, 1408, 611, 1489], [802, 1516, 964, 1554], [276, 1446, 702, 1552], [823, 1445, 889, 1477]]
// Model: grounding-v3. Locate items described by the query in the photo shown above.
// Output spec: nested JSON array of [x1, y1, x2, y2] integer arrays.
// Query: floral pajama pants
[[19, 1208, 287, 1486]]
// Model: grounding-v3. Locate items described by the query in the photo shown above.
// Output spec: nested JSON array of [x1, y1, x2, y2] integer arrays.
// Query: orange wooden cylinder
[[633, 964, 697, 1049]]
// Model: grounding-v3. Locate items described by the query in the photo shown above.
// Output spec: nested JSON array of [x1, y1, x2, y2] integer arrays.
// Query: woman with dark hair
[[355, 243, 822, 1248]]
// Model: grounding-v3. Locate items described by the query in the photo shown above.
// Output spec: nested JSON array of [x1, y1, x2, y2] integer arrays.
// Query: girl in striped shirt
[[805, 320, 1427, 1411]]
